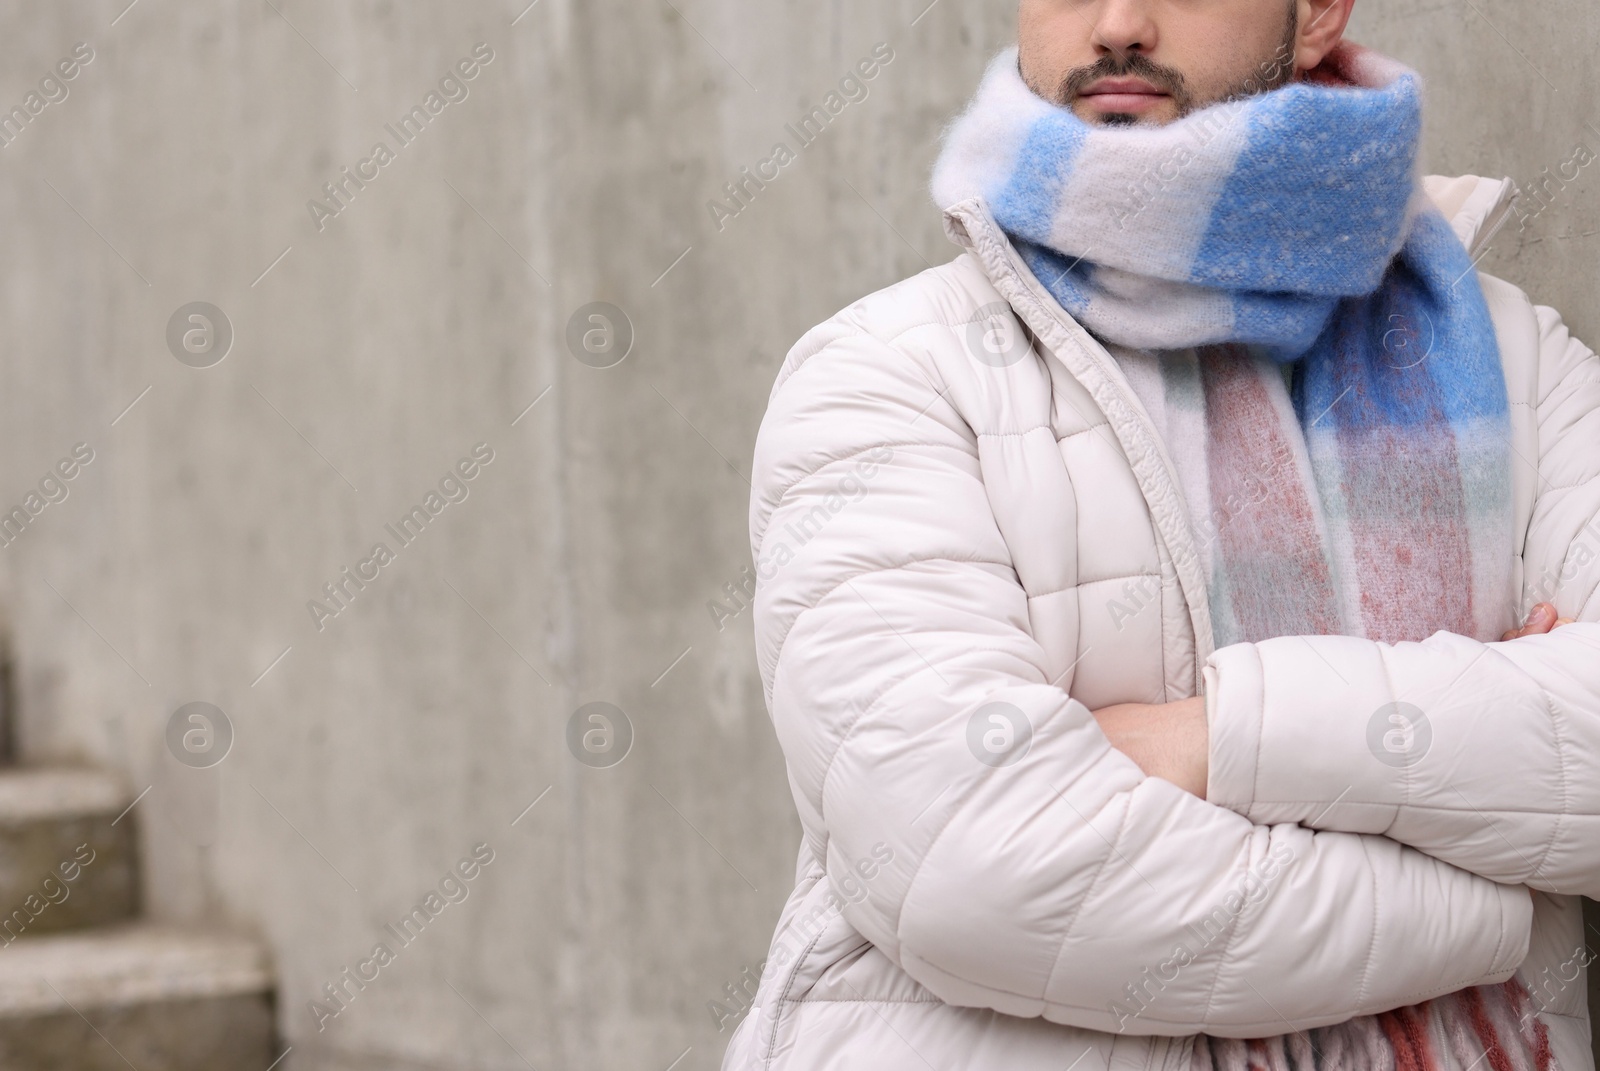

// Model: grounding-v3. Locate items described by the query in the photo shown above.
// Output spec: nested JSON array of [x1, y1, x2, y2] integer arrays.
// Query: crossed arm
[[1094, 604, 1600, 897], [1094, 602, 1575, 799]]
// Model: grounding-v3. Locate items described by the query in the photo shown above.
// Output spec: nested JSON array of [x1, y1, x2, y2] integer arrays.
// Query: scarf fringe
[[1189, 982, 1558, 1071]]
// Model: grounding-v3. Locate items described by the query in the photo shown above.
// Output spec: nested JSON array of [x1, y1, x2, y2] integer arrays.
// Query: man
[[723, 2, 1600, 1070]]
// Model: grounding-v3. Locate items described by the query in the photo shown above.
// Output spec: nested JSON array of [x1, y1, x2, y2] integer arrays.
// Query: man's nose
[[1090, 0, 1159, 59]]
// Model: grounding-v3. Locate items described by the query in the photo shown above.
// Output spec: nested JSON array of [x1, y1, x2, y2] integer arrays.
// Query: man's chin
[[1070, 100, 1180, 127]]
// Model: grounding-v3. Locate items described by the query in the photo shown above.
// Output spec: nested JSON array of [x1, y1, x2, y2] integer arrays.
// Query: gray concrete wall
[[0, 1, 1589, 1068]]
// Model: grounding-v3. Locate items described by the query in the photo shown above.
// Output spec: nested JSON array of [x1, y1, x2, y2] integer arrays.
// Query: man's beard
[[1056, 6, 1300, 125]]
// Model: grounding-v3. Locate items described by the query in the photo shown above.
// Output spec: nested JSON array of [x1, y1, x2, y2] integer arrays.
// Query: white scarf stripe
[[1056, 111, 1254, 274]]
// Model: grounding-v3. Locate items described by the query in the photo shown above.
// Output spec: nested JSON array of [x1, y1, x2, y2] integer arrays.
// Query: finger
[[1508, 603, 1559, 639]]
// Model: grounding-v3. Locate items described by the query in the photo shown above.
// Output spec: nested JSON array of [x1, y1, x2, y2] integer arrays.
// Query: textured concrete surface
[[0, 817, 135, 937], [0, 924, 274, 1068], [0, 924, 270, 1013], [0, 767, 135, 936], [0, 767, 125, 821], [0, 2, 1588, 1068], [0, 994, 274, 1070]]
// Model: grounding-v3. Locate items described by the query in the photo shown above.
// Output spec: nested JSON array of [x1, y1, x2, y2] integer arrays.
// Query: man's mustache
[[1058, 53, 1193, 113]]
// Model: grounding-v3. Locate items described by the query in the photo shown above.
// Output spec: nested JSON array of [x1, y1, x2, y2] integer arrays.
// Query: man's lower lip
[[1082, 92, 1167, 112]]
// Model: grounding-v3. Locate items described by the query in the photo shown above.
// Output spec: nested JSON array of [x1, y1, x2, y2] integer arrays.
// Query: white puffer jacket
[[722, 175, 1600, 1071]]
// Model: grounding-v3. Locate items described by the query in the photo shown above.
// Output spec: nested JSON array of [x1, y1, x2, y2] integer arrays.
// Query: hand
[[1090, 696, 1208, 798], [1501, 602, 1575, 641]]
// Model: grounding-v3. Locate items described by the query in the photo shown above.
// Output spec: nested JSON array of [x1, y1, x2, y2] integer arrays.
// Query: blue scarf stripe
[[1016, 243, 1097, 313], [1230, 292, 1337, 359], [990, 114, 1088, 245], [1193, 79, 1422, 295], [1403, 211, 1509, 423], [1291, 213, 1508, 434]]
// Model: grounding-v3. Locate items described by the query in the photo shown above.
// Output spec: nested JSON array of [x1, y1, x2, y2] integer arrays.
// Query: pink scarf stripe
[[1199, 345, 1343, 643]]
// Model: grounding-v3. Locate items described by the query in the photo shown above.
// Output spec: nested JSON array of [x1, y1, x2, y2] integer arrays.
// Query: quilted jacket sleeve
[[753, 311, 1532, 1039], [1205, 303, 1600, 898]]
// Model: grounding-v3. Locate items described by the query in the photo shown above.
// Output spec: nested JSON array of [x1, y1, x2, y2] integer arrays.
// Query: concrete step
[[0, 767, 137, 938], [0, 923, 276, 1069]]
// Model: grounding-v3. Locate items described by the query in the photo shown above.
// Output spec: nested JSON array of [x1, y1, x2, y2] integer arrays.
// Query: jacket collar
[[1420, 174, 1519, 258], [942, 196, 1219, 684]]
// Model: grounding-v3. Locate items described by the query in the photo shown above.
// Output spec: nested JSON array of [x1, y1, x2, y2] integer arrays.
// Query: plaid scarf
[[933, 43, 1548, 1071], [931, 43, 1517, 647]]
